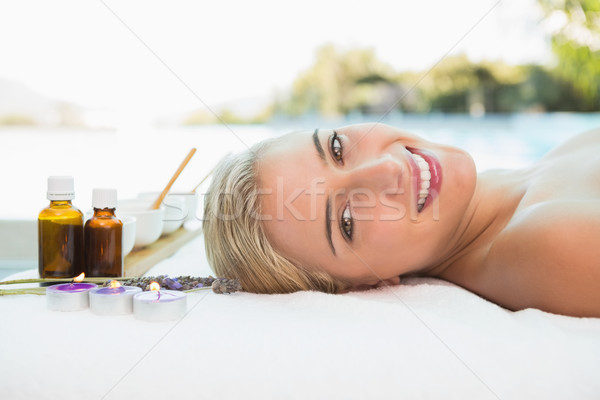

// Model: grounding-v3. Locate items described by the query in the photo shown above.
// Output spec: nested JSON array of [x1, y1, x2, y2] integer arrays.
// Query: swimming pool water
[[1, 113, 599, 221]]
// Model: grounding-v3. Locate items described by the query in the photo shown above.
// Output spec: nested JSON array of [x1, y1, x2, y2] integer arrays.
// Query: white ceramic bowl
[[120, 215, 136, 256], [117, 201, 164, 248], [161, 196, 186, 234], [135, 193, 184, 234], [172, 192, 199, 222], [138, 191, 198, 227], [84, 213, 137, 256]]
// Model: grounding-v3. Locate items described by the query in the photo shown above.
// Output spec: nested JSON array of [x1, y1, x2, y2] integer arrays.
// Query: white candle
[[133, 289, 187, 322], [89, 285, 142, 316], [46, 282, 98, 312]]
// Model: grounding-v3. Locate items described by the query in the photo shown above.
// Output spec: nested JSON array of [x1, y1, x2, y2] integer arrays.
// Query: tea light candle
[[133, 282, 187, 322], [46, 274, 97, 312], [89, 282, 142, 316]]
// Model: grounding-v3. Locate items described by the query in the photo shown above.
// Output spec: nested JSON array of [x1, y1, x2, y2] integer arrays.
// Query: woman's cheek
[[378, 196, 407, 221]]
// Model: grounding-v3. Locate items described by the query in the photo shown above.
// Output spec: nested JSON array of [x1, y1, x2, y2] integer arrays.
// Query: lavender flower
[[165, 277, 183, 290], [103, 275, 241, 294]]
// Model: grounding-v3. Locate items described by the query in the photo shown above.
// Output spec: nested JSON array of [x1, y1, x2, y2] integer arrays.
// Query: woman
[[203, 123, 600, 318]]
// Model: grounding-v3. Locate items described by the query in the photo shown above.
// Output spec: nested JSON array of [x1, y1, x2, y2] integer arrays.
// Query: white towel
[[2, 237, 600, 399]]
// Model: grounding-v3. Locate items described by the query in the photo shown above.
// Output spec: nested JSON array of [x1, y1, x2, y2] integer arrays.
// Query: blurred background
[[0, 0, 598, 214], [1, 0, 598, 125]]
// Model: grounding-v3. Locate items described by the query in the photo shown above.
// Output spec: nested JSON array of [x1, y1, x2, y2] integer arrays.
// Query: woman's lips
[[407, 147, 442, 213]]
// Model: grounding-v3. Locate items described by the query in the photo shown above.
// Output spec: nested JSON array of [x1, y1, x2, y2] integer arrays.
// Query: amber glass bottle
[[85, 188, 123, 277], [38, 176, 84, 279]]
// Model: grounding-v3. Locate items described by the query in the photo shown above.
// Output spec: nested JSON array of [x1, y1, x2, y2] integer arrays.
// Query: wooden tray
[[124, 227, 203, 277]]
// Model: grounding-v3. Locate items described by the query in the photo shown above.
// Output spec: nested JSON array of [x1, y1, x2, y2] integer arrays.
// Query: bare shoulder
[[500, 200, 600, 258], [543, 128, 600, 159], [482, 200, 600, 317]]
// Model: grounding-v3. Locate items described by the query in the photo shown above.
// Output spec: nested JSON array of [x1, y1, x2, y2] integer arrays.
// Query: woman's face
[[257, 123, 476, 287]]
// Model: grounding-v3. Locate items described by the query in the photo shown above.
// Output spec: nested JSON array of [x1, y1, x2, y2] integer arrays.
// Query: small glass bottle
[[85, 188, 123, 277], [38, 176, 84, 279]]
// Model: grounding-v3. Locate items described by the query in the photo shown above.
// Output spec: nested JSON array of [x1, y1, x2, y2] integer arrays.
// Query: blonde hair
[[202, 139, 350, 294]]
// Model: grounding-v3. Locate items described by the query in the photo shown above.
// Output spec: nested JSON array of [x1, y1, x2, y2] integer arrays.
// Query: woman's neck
[[424, 167, 531, 279]]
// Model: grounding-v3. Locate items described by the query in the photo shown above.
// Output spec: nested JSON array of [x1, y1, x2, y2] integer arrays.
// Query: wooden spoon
[[150, 148, 196, 210]]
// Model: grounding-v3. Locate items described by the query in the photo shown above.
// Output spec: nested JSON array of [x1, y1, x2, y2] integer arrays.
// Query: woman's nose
[[347, 154, 404, 192]]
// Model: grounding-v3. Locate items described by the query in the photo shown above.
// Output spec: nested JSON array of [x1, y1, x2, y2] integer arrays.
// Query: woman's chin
[[438, 148, 477, 218]]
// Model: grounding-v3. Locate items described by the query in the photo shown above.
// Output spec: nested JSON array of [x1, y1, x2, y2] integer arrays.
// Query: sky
[[0, 0, 551, 123]]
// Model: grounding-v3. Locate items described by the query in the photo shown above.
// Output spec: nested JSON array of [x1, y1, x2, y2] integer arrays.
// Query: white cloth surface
[[2, 235, 600, 400]]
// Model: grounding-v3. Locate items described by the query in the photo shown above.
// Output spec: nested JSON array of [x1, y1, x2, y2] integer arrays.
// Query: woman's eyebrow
[[312, 128, 326, 164]]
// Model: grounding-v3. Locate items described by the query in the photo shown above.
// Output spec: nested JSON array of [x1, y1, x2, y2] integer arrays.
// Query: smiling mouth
[[406, 146, 441, 214], [410, 153, 431, 212]]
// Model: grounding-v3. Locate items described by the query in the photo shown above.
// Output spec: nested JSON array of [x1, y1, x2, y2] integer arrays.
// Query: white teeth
[[411, 153, 431, 210]]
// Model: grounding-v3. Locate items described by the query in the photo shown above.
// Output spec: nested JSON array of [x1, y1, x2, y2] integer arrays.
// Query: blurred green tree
[[538, 0, 600, 110], [277, 44, 397, 117], [416, 55, 527, 113]]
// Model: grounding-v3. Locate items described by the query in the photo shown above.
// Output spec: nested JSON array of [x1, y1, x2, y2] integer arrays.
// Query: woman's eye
[[330, 132, 343, 163], [341, 202, 353, 240]]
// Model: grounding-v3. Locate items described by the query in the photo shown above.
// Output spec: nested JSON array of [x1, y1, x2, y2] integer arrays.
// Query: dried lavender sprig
[[102, 275, 215, 290], [0, 288, 46, 296], [103, 275, 241, 294], [0, 277, 128, 286], [211, 278, 242, 294]]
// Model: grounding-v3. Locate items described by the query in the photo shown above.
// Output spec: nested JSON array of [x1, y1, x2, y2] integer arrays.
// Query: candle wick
[[151, 290, 162, 303]]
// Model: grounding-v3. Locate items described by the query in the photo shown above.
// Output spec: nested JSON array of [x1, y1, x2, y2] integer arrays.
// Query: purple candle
[[89, 281, 141, 315], [46, 277, 98, 312], [133, 282, 187, 321], [95, 285, 126, 295]]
